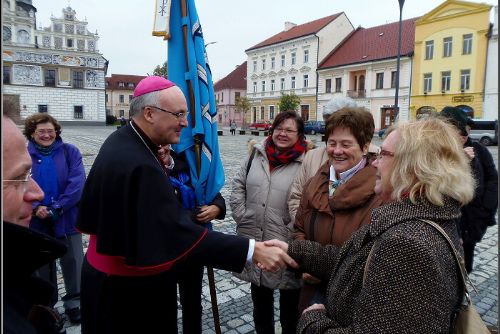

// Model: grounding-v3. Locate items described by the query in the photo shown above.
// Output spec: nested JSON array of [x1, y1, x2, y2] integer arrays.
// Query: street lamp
[[394, 0, 405, 120], [205, 41, 217, 48]]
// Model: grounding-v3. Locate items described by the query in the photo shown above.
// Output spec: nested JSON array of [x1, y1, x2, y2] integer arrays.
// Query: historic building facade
[[317, 18, 417, 130], [105, 74, 146, 119], [2, 1, 107, 124], [410, 0, 492, 119], [483, 5, 498, 121], [213, 61, 247, 128], [245, 13, 354, 123]]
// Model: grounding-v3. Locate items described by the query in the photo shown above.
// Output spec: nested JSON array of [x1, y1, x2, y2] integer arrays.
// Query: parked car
[[304, 121, 325, 135], [468, 120, 498, 146], [249, 122, 271, 131]]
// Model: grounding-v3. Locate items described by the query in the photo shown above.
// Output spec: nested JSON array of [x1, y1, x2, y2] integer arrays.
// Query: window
[[423, 73, 432, 93], [335, 78, 342, 92], [3, 66, 11, 84], [443, 37, 452, 57], [261, 81, 265, 92], [303, 50, 309, 63], [280, 78, 285, 90], [325, 79, 332, 93], [269, 105, 275, 120], [221, 92, 224, 102], [44, 69, 56, 87], [291, 76, 296, 89], [291, 52, 296, 65], [127, 83, 134, 88], [460, 69, 470, 91], [119, 110, 125, 117], [271, 57, 275, 69], [281, 55, 285, 67], [129, 95, 133, 102], [441, 71, 451, 92], [74, 106, 83, 119], [119, 95, 124, 103], [271, 79, 275, 91], [118, 82, 124, 88], [66, 38, 73, 48], [253, 82, 257, 93], [38, 105, 48, 113], [235, 91, 240, 99], [425, 40, 434, 60], [262, 59, 266, 71], [463, 34, 472, 55], [303, 75, 309, 88], [391, 71, 397, 88], [260, 106, 265, 120], [376, 73, 384, 89], [72, 71, 83, 88], [105, 94, 108, 103], [253, 60, 257, 72]]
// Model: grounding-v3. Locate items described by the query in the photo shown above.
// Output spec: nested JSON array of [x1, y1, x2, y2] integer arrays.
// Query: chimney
[[284, 21, 297, 31]]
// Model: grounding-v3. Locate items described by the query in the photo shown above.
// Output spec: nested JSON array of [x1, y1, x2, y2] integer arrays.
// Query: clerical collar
[[129, 119, 160, 155]]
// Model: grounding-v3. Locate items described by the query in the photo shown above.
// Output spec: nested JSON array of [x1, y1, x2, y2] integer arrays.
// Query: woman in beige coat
[[230, 111, 307, 334]]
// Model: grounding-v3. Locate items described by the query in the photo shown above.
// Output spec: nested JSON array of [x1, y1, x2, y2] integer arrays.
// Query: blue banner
[[168, 0, 224, 209]]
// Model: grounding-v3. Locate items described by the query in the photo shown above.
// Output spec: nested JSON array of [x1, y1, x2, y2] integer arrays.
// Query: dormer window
[[128, 83, 134, 88], [118, 82, 124, 87]]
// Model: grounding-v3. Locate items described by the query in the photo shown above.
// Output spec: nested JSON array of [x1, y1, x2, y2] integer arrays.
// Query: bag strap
[[246, 147, 257, 177], [418, 219, 473, 305]]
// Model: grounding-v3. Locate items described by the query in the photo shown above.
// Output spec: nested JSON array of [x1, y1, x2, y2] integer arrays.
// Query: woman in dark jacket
[[267, 117, 475, 333], [24, 113, 86, 324]]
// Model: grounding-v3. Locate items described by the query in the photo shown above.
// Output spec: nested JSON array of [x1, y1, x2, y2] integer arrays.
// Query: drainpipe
[[482, 23, 492, 118], [408, 52, 414, 120], [315, 35, 320, 120]]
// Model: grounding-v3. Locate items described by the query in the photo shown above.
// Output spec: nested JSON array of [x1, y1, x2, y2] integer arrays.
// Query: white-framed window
[[253, 60, 257, 72], [303, 50, 309, 63], [260, 106, 265, 120], [391, 71, 397, 88], [262, 59, 266, 71], [460, 69, 470, 91], [280, 78, 285, 90], [376, 73, 384, 89], [291, 52, 296, 65], [291, 76, 296, 89], [253, 81, 257, 92], [441, 71, 451, 91], [74, 106, 83, 119], [271, 57, 275, 69], [269, 105, 275, 120], [221, 92, 224, 102], [271, 79, 275, 91], [423, 73, 432, 93], [443, 37, 452, 57], [303, 74, 308, 88], [261, 80, 266, 92], [119, 95, 124, 103], [335, 78, 342, 92], [281, 54, 285, 67], [425, 40, 434, 60], [462, 34, 472, 55], [325, 79, 331, 93]]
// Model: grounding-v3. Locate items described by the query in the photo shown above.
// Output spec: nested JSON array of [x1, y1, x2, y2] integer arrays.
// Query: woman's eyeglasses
[[35, 129, 55, 135], [375, 149, 395, 161]]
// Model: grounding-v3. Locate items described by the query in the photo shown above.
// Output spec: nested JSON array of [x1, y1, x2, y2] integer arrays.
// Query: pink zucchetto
[[133, 76, 176, 98]]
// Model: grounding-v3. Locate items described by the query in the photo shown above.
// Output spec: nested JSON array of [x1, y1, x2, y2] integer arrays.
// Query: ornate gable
[[416, 0, 491, 25]]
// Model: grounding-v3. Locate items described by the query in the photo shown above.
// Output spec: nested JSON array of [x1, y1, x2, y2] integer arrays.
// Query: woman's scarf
[[265, 136, 307, 171]]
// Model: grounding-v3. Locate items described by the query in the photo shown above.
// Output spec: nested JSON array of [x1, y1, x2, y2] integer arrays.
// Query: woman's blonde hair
[[390, 117, 475, 206]]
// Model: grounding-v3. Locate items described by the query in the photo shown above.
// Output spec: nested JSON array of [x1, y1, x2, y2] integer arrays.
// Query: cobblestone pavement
[[56, 125, 498, 333]]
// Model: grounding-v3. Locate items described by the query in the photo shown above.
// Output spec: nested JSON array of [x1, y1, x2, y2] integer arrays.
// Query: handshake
[[252, 239, 298, 272]]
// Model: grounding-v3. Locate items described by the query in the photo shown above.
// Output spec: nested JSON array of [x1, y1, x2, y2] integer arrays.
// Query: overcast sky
[[33, 0, 495, 81]]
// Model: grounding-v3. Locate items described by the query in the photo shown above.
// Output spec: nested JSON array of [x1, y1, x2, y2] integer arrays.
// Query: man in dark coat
[[76, 76, 297, 333], [3, 99, 67, 334], [441, 106, 498, 272]]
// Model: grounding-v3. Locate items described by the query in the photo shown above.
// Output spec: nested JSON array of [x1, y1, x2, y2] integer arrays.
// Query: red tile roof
[[214, 62, 247, 91], [318, 18, 418, 69], [105, 74, 147, 90], [246, 13, 343, 51]]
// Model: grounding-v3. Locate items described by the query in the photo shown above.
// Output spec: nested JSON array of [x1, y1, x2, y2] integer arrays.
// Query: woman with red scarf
[[230, 111, 307, 334]]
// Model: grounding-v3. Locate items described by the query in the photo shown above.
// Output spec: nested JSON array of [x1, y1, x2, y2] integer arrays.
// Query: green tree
[[153, 62, 168, 77], [235, 96, 251, 128], [278, 92, 301, 112]]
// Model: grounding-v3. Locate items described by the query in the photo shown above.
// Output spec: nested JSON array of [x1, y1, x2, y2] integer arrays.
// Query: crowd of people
[[3, 75, 497, 334]]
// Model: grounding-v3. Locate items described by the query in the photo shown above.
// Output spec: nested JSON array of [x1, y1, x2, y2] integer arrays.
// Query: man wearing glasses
[[3, 98, 67, 333], [76, 76, 298, 333]]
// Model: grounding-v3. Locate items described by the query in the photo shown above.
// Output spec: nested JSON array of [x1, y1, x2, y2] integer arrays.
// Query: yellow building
[[410, 0, 492, 119]]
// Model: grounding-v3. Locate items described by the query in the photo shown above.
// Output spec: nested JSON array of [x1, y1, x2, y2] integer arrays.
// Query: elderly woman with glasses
[[230, 111, 308, 334], [24, 113, 86, 324], [267, 117, 475, 333], [291, 107, 383, 313]]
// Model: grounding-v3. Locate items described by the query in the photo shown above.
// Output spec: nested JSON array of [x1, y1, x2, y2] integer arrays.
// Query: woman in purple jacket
[[24, 113, 86, 324]]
